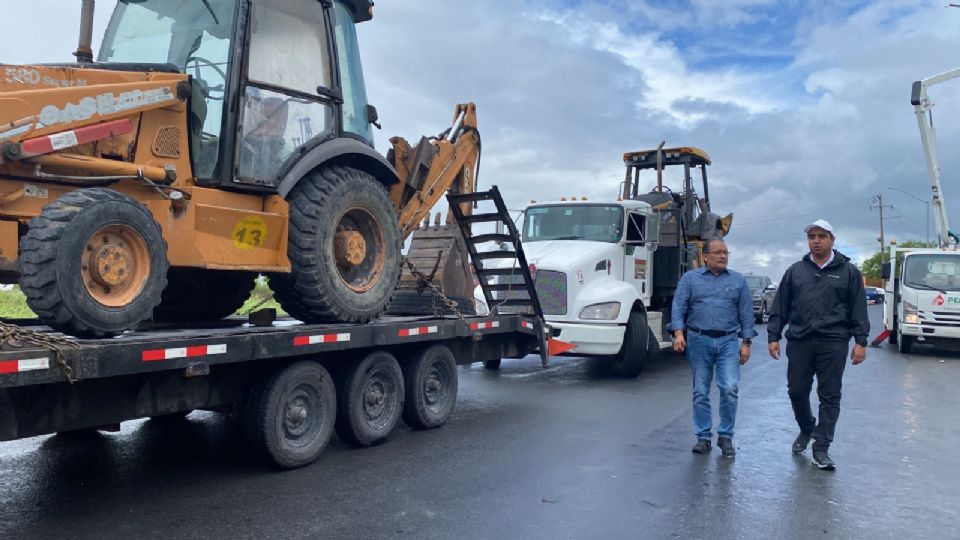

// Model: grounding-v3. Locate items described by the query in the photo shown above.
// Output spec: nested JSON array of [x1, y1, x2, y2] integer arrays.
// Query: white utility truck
[[881, 68, 960, 353], [480, 146, 732, 377]]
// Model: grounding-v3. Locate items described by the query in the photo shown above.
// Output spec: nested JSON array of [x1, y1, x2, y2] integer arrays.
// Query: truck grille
[[489, 270, 567, 315], [534, 270, 567, 315]]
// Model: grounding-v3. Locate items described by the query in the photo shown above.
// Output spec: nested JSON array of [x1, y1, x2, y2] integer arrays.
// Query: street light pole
[[887, 186, 930, 244]]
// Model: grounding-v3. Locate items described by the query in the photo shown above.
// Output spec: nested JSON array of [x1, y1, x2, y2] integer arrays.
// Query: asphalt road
[[1, 304, 958, 540]]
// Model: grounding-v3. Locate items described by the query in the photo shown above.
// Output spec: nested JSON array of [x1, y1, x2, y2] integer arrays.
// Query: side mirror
[[881, 262, 891, 280], [366, 104, 381, 129]]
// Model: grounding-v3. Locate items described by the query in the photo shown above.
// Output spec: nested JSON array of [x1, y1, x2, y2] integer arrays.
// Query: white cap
[[804, 219, 835, 236]]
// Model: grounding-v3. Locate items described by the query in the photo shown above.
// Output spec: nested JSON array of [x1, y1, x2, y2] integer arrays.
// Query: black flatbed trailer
[[0, 313, 542, 468]]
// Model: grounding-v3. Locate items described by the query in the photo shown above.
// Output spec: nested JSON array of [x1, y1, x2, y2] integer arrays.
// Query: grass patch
[[0, 286, 36, 319]]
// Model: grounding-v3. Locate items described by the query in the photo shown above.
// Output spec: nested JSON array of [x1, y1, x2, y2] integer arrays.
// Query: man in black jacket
[[767, 220, 869, 471]]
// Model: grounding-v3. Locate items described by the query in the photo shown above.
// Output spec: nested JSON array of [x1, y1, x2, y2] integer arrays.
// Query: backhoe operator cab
[[0, 0, 403, 337], [99, 0, 386, 188]]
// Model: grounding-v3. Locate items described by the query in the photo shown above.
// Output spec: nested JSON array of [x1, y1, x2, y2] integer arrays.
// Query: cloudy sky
[[3, 0, 959, 280]]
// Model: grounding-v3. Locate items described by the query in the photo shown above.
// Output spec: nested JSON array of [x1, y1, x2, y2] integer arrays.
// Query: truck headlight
[[580, 302, 621, 320], [903, 301, 919, 325]]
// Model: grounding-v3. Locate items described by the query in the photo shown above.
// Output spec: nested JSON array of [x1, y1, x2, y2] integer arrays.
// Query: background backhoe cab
[[0, 0, 409, 336]]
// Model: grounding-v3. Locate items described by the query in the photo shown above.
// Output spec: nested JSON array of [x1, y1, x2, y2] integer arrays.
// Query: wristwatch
[[743, 339, 752, 345]]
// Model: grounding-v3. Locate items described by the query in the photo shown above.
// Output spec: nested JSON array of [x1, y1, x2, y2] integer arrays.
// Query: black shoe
[[812, 449, 836, 470], [692, 439, 712, 453], [792, 432, 812, 455], [717, 437, 736, 458]]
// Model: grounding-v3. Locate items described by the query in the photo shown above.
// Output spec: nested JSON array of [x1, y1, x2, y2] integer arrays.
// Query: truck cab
[[884, 247, 960, 353]]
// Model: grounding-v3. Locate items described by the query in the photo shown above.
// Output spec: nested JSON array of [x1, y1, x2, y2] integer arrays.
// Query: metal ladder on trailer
[[447, 186, 550, 365]]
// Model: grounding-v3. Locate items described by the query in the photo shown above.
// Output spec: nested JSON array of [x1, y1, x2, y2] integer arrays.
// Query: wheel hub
[[89, 244, 134, 287], [285, 398, 310, 434], [335, 230, 367, 267], [80, 225, 150, 307]]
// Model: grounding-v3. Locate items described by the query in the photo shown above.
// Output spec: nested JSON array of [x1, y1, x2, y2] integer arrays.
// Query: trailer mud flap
[[0, 388, 16, 440]]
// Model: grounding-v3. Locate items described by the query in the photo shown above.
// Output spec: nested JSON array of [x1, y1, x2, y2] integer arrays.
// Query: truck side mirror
[[881, 262, 891, 280]]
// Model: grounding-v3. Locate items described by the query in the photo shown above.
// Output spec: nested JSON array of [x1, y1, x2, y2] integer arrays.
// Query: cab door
[[232, 0, 337, 188], [623, 210, 656, 306]]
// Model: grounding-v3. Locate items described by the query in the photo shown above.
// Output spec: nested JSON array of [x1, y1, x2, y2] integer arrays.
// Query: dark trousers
[[785, 339, 848, 449]]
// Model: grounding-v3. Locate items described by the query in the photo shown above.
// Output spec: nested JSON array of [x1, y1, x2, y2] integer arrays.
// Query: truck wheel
[[612, 310, 649, 378], [897, 328, 913, 354], [483, 359, 502, 370], [153, 268, 256, 322], [271, 165, 401, 323], [19, 188, 168, 337], [335, 350, 404, 446], [245, 361, 337, 469], [402, 345, 458, 429]]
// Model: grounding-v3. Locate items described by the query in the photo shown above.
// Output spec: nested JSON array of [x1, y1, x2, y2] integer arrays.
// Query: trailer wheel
[[271, 165, 401, 323], [246, 361, 337, 469], [153, 268, 256, 322], [402, 345, 458, 429], [335, 350, 404, 446], [483, 359, 502, 370], [19, 188, 168, 337], [612, 310, 648, 378]]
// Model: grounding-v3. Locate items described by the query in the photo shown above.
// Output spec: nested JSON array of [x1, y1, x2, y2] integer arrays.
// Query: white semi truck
[[479, 146, 732, 377]]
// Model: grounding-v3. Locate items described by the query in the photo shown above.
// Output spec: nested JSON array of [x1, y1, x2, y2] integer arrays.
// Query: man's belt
[[688, 327, 738, 338]]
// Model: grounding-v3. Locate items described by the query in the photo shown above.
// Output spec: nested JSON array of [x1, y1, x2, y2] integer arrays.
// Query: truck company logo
[[933, 294, 945, 306]]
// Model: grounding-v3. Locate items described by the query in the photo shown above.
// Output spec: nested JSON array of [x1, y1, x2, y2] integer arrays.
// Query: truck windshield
[[745, 276, 764, 289], [903, 254, 960, 291], [523, 205, 624, 243]]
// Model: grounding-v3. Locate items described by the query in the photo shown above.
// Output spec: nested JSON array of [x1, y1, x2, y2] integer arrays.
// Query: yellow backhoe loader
[[0, 0, 479, 336]]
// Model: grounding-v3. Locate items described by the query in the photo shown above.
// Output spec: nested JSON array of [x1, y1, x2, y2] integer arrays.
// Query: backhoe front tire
[[19, 188, 168, 337], [271, 166, 401, 323], [153, 268, 256, 323]]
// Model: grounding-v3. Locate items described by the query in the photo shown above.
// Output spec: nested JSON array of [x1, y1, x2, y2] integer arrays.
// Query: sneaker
[[692, 439, 712, 453], [812, 449, 836, 470], [717, 437, 736, 458], [792, 432, 812, 455]]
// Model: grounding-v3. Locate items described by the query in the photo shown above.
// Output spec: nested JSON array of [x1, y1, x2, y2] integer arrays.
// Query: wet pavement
[[1, 304, 958, 539]]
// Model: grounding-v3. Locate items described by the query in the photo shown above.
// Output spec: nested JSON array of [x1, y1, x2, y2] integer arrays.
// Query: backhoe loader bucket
[[386, 219, 475, 316]]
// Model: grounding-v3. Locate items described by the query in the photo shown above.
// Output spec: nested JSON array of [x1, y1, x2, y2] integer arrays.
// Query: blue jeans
[[687, 332, 740, 440]]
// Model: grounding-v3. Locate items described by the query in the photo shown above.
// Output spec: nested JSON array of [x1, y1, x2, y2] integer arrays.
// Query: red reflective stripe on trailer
[[0, 361, 16, 374], [399, 326, 437, 337], [142, 344, 226, 362], [142, 349, 166, 362], [19, 119, 133, 157], [293, 333, 351, 346], [470, 321, 501, 330]]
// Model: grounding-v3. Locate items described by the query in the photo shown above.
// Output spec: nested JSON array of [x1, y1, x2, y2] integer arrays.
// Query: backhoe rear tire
[[19, 188, 168, 337], [271, 165, 401, 323], [153, 268, 256, 323]]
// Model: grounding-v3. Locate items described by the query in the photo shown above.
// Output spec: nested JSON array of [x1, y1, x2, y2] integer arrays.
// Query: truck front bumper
[[900, 323, 960, 340], [549, 321, 625, 356]]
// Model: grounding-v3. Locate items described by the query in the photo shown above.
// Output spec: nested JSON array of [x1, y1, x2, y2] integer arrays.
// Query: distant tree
[[860, 240, 937, 280]]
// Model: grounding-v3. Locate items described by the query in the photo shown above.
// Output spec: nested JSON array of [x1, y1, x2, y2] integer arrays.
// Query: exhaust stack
[[74, 0, 95, 63]]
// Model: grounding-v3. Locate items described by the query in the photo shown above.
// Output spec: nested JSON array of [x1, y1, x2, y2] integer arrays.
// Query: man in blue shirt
[[671, 239, 755, 458]]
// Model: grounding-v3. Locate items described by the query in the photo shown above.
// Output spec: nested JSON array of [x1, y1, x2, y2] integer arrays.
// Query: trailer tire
[[19, 188, 168, 337], [271, 165, 401, 323], [402, 345, 458, 429], [153, 268, 256, 322], [246, 361, 337, 469], [483, 359, 502, 370], [335, 350, 404, 447], [612, 310, 648, 378]]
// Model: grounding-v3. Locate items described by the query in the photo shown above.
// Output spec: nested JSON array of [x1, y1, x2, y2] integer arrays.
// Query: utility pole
[[871, 194, 894, 261]]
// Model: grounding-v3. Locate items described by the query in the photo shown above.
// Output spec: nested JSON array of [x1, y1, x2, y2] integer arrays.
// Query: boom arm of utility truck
[[388, 103, 479, 238], [911, 68, 960, 246]]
